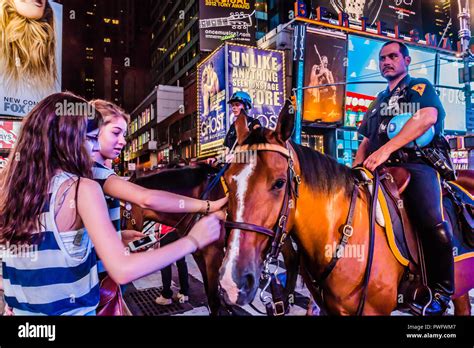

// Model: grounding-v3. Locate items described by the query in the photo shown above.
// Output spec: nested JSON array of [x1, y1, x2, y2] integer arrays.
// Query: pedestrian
[[0, 92, 224, 316], [85, 99, 227, 313], [86, 99, 227, 262], [155, 224, 190, 305]]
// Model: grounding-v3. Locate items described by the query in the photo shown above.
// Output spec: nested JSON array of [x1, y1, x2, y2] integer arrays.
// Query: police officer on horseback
[[223, 91, 260, 153], [354, 41, 454, 316]]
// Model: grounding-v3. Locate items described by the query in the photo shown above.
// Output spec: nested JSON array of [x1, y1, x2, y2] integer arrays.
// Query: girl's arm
[[103, 175, 227, 214], [77, 179, 223, 285]]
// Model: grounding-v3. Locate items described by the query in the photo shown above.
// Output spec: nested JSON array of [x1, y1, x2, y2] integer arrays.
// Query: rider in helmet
[[223, 91, 260, 151]]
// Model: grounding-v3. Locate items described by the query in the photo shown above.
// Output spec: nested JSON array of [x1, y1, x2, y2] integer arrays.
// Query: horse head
[[219, 100, 296, 306]]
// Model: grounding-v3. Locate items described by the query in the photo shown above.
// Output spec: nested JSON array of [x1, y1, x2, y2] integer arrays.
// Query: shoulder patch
[[411, 83, 426, 96]]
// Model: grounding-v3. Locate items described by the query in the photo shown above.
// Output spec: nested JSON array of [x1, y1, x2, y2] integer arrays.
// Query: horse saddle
[[356, 167, 474, 267], [355, 167, 474, 315]]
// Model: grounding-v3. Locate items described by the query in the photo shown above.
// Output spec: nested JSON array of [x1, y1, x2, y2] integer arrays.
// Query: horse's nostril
[[242, 273, 255, 292]]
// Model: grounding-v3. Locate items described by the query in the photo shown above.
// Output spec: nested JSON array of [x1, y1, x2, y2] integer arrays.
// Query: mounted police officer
[[223, 91, 260, 152], [354, 41, 454, 316]]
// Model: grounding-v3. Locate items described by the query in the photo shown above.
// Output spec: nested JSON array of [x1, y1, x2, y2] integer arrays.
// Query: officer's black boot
[[409, 221, 454, 316]]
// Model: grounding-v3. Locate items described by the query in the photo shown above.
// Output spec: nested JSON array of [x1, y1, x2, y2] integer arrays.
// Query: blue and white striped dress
[[2, 172, 99, 316]]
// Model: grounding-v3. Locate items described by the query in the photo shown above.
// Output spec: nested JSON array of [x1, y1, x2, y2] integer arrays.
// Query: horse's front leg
[[298, 263, 325, 316], [281, 239, 299, 305], [199, 241, 227, 316]]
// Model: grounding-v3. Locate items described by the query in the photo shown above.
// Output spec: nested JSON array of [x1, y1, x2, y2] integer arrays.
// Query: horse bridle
[[224, 143, 301, 257], [223, 142, 301, 315]]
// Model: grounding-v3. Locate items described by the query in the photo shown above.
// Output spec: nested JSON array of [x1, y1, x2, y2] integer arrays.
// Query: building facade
[[58, 0, 151, 111]]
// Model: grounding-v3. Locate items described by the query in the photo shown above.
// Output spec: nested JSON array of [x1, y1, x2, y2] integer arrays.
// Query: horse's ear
[[235, 111, 250, 145], [275, 99, 295, 142]]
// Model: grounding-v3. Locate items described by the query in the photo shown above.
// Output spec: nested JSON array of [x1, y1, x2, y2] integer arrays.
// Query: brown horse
[[122, 164, 227, 316], [218, 101, 473, 315], [122, 164, 300, 315]]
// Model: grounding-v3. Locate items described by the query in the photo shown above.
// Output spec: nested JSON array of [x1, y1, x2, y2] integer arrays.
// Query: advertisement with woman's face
[[0, 0, 62, 117]]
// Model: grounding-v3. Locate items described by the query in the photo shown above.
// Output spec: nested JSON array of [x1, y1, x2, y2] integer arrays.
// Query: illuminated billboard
[[197, 43, 286, 157], [0, 121, 21, 149], [0, 0, 62, 117], [197, 46, 227, 156], [227, 44, 286, 131], [345, 35, 436, 127], [438, 55, 466, 132], [199, 0, 256, 52], [303, 32, 347, 123], [310, 0, 423, 34]]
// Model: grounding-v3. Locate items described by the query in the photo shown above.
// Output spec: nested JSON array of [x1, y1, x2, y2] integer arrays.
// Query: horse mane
[[133, 163, 218, 191], [241, 127, 355, 197], [290, 141, 355, 197]]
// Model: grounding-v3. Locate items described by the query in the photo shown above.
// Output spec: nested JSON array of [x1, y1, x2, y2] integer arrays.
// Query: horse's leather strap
[[224, 221, 276, 238], [316, 183, 360, 286], [235, 144, 291, 159]]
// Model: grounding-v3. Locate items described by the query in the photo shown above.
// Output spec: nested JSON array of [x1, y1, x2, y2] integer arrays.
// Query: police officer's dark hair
[[381, 41, 410, 57]]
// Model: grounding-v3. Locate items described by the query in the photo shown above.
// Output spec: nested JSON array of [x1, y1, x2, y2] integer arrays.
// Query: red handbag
[[96, 276, 132, 316]]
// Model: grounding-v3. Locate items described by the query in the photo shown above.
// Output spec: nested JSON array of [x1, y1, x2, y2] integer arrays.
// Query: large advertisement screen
[[0, 0, 62, 117], [0, 121, 21, 149], [197, 43, 286, 157], [227, 44, 285, 131], [438, 56, 466, 132], [311, 0, 423, 34], [303, 32, 347, 123], [199, 0, 255, 52], [345, 35, 436, 127], [198, 47, 227, 156]]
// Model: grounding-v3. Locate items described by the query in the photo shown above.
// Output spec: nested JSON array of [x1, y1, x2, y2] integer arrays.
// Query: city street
[[122, 253, 474, 316]]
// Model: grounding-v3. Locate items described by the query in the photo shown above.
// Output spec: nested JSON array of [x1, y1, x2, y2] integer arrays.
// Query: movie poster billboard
[[303, 32, 347, 123], [199, 0, 256, 52], [0, 121, 21, 149], [197, 47, 227, 156], [311, 0, 422, 35], [197, 43, 286, 157], [227, 44, 286, 131], [0, 0, 62, 118]]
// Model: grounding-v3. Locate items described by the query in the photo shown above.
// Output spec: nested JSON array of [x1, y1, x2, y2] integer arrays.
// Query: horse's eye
[[272, 179, 286, 191]]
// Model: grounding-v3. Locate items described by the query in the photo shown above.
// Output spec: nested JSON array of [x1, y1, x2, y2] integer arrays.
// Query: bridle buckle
[[272, 301, 286, 316], [278, 215, 287, 229], [343, 225, 354, 237]]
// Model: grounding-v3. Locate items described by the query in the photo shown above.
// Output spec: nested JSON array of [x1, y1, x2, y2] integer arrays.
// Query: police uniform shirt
[[358, 74, 446, 154], [223, 114, 261, 149]]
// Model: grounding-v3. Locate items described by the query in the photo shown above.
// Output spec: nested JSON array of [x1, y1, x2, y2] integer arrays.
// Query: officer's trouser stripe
[[436, 171, 445, 221]]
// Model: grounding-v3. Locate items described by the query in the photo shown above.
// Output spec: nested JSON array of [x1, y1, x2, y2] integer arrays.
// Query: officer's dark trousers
[[392, 163, 444, 229], [159, 231, 190, 298], [389, 162, 454, 296]]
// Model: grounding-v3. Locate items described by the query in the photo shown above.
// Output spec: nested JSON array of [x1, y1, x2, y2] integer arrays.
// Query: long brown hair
[[0, 0, 57, 92], [0, 92, 93, 245]]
